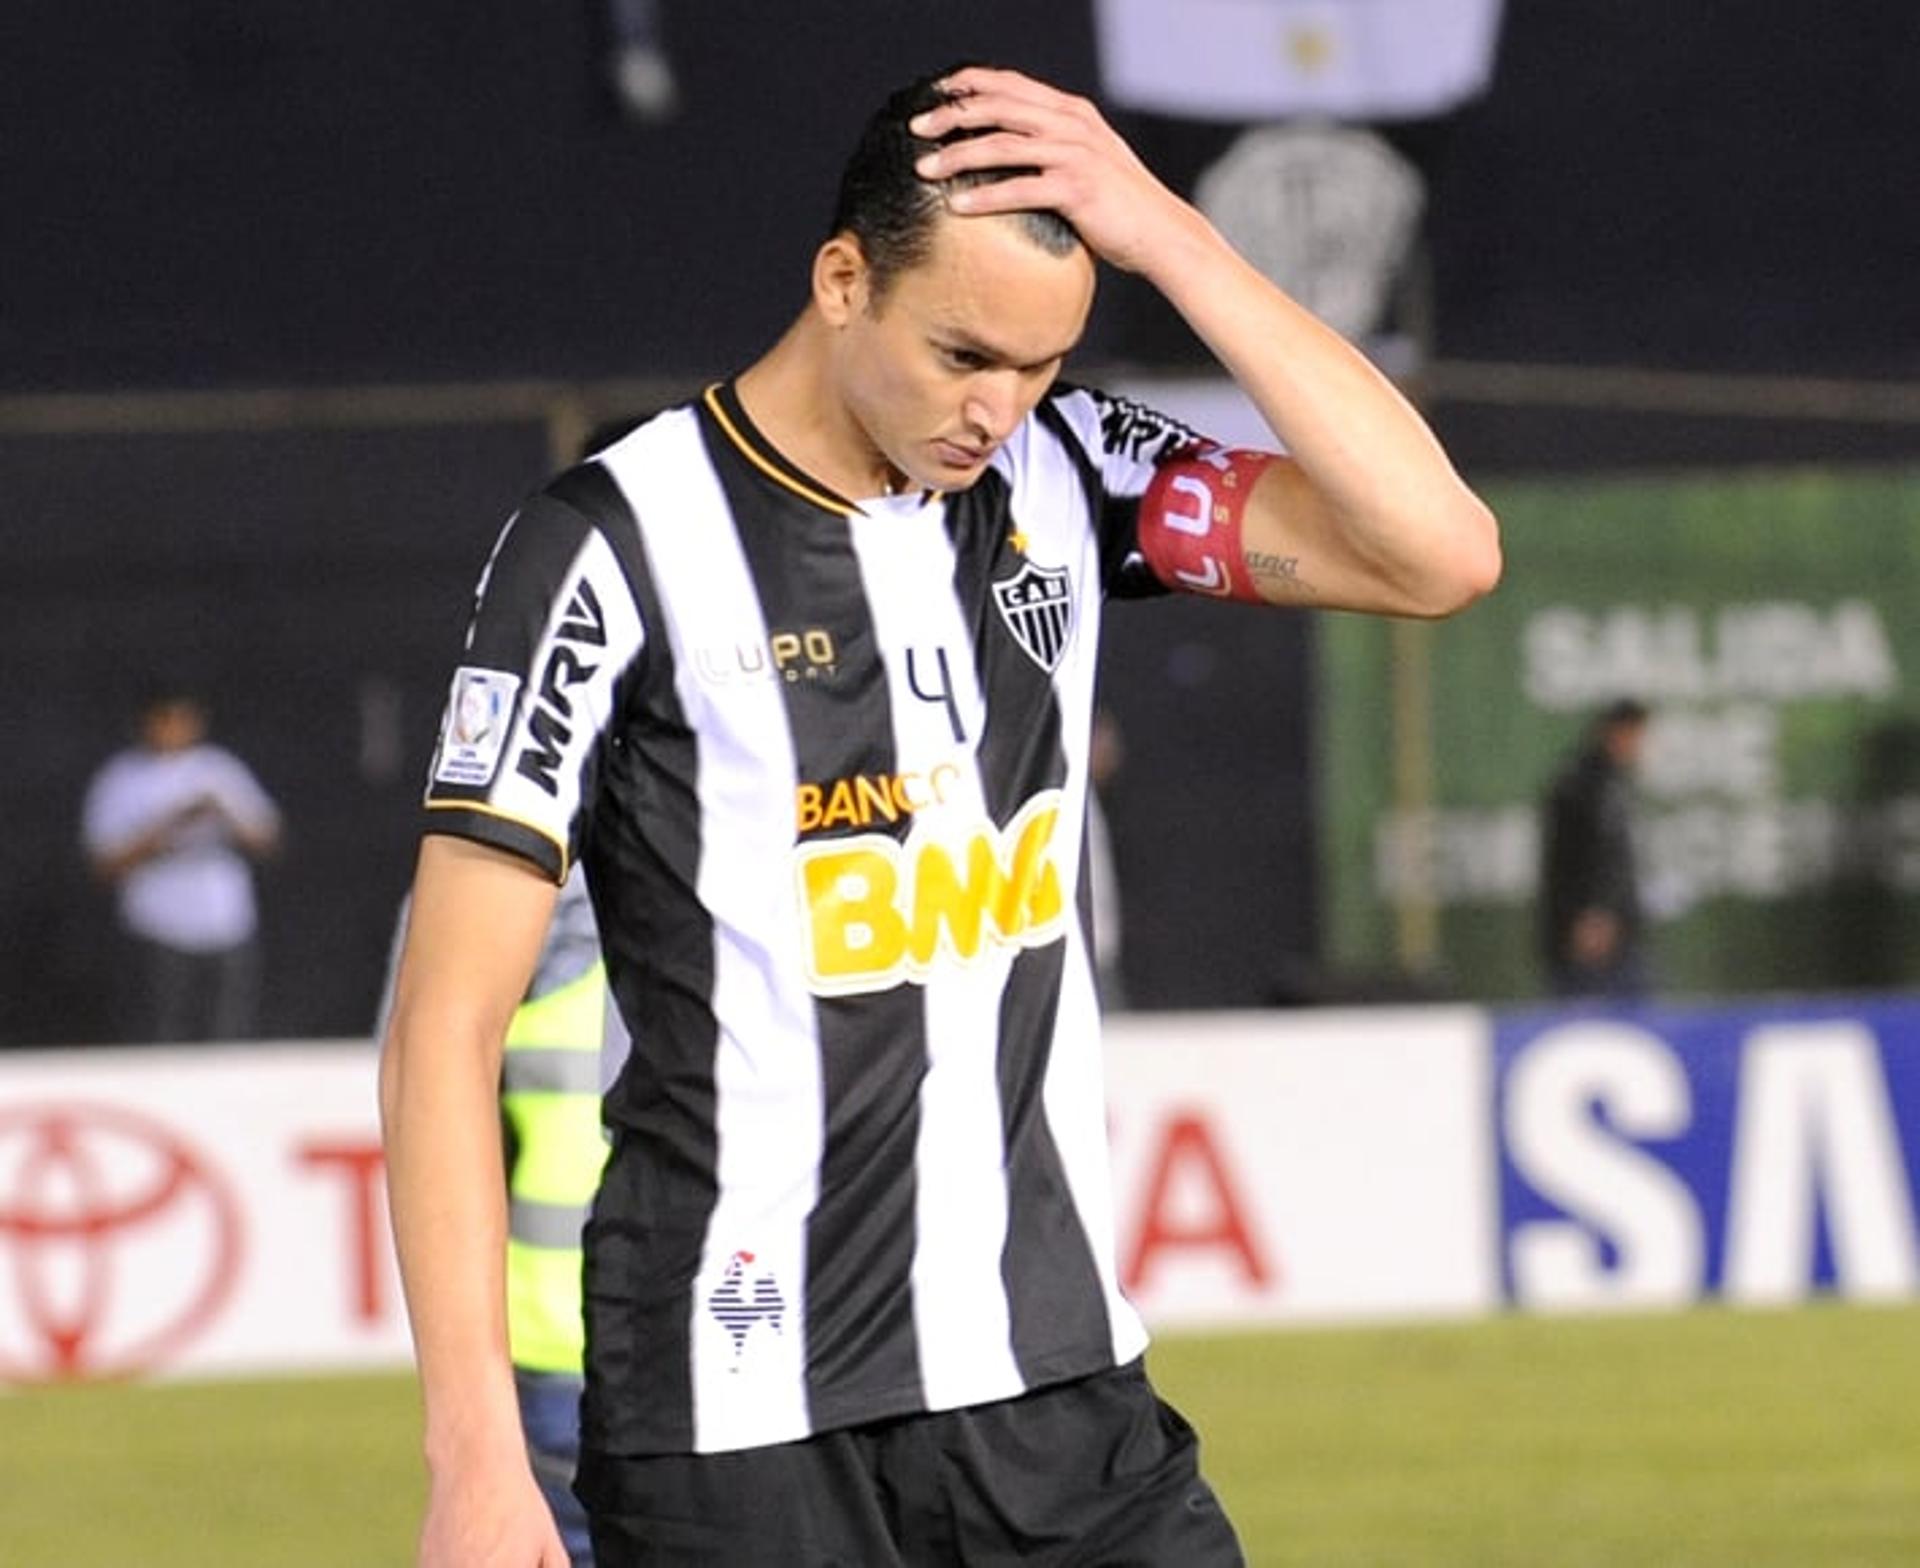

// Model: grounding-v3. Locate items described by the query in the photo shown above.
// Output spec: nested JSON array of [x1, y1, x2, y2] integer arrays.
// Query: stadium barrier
[[2, 996, 1915, 1385]]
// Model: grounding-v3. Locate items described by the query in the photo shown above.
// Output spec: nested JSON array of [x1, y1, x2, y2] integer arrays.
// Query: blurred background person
[[80, 681, 281, 1043], [1539, 697, 1650, 1000]]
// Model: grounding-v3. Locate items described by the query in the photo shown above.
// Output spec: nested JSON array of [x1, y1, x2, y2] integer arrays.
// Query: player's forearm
[[1141, 211, 1501, 616], [906, 64, 1493, 613], [379, 1010, 522, 1470]]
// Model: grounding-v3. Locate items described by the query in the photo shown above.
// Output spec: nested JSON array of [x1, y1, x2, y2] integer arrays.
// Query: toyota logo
[[0, 1102, 243, 1383]]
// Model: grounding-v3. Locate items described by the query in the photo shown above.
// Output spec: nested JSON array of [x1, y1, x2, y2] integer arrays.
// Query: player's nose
[[964, 379, 1020, 445]]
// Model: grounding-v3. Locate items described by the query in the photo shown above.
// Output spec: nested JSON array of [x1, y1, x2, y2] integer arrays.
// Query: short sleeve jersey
[[423, 381, 1200, 1456]]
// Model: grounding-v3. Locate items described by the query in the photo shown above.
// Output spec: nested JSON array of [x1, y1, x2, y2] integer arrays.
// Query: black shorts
[[575, 1359, 1245, 1567]]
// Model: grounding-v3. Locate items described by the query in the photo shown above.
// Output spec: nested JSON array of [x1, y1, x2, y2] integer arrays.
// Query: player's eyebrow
[[936, 325, 1081, 372]]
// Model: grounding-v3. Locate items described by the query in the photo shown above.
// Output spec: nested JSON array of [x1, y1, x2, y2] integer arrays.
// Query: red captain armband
[[1137, 445, 1277, 602]]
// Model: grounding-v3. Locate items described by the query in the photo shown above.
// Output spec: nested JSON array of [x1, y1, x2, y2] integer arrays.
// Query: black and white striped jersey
[[422, 379, 1199, 1456]]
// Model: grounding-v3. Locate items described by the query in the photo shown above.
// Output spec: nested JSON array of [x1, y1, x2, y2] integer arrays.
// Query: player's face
[[838, 212, 1095, 493]]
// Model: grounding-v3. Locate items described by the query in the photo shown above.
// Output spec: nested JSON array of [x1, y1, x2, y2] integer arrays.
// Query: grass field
[[6, 1303, 1918, 1565]]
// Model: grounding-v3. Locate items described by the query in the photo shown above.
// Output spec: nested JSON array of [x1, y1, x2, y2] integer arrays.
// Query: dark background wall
[[4, 4, 1916, 1042], [1, 422, 552, 1044], [9, 3, 1916, 390]]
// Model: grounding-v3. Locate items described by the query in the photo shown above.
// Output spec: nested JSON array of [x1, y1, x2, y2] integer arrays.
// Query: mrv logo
[[1497, 1009, 1920, 1310], [517, 579, 606, 797]]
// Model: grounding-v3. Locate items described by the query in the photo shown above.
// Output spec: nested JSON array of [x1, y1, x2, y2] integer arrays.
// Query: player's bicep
[[1238, 460, 1437, 614], [1237, 460, 1335, 606], [1138, 447, 1434, 615], [424, 492, 648, 881], [1135, 443, 1285, 605], [385, 835, 560, 1066]]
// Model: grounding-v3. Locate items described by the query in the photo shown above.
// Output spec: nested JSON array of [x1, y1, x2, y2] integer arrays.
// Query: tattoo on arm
[[1244, 550, 1316, 599]]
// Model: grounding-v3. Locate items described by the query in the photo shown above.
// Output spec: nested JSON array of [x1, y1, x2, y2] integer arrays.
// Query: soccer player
[[380, 64, 1500, 1567]]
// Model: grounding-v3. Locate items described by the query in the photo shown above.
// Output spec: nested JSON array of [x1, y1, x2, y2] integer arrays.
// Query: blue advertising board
[[1496, 997, 1920, 1309]]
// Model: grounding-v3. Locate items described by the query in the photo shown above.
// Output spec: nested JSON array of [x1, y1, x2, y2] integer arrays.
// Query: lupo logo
[[0, 1103, 243, 1383]]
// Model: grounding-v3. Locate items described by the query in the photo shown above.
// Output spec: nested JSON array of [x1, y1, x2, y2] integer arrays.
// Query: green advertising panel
[[1318, 466, 1920, 1001]]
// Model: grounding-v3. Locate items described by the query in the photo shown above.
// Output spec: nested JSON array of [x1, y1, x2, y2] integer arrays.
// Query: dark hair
[[137, 671, 206, 715], [828, 65, 1081, 301], [1600, 697, 1650, 729]]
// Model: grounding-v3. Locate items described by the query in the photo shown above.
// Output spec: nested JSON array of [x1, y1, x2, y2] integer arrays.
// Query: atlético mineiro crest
[[993, 560, 1075, 674]]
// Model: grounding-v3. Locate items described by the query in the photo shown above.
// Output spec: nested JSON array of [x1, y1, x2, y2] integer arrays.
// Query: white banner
[[1105, 1009, 1498, 1326], [12, 1001, 1915, 1384], [0, 1010, 1498, 1382], [1094, 0, 1505, 121], [0, 1044, 408, 1384]]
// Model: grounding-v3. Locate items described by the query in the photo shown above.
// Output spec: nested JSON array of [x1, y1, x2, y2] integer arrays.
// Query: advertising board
[[3, 996, 1917, 1383], [1498, 998, 1920, 1311]]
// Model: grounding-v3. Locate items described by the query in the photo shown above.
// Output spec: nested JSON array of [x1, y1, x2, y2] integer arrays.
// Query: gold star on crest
[[1009, 529, 1030, 555]]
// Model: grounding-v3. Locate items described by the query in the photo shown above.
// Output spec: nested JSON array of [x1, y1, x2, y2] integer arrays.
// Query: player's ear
[[813, 233, 871, 327]]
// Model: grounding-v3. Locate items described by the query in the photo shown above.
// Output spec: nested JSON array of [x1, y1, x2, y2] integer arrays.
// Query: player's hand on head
[[907, 65, 1195, 277]]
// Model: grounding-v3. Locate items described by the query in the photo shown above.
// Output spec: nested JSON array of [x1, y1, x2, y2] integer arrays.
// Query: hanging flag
[[1094, 0, 1505, 121], [1195, 124, 1424, 342]]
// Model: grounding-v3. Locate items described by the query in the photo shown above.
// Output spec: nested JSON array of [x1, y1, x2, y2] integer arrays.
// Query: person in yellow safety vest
[[380, 867, 627, 1568]]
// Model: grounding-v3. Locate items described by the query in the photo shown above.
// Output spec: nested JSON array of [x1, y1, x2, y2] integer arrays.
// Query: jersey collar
[[703, 382, 940, 518]]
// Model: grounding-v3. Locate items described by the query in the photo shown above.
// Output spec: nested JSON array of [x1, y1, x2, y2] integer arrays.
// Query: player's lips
[[933, 439, 992, 468]]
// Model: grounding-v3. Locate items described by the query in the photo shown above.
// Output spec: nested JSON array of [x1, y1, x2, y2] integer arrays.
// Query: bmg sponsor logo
[[0, 1104, 242, 1383], [794, 790, 1067, 996], [794, 765, 962, 834]]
